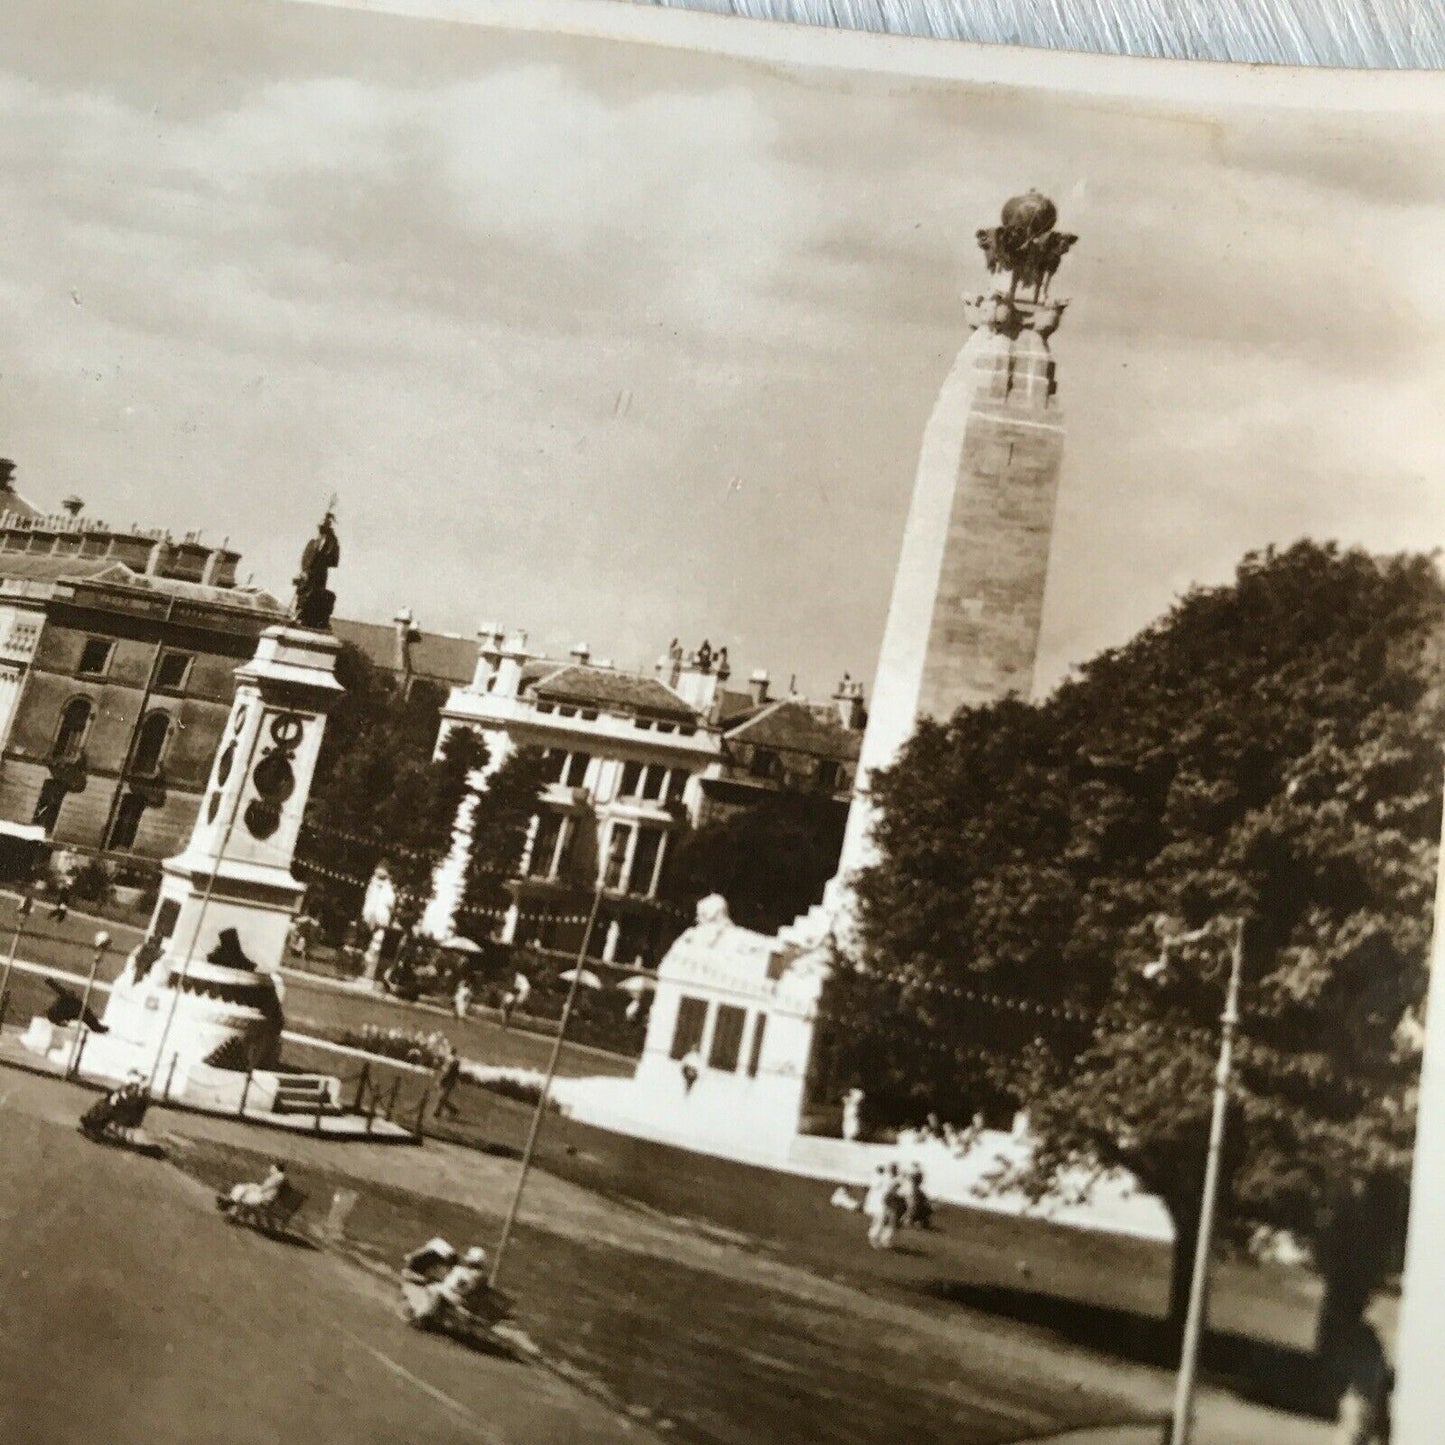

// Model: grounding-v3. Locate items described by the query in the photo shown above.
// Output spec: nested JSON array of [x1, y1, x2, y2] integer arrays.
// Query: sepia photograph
[[0, 3, 1442, 1443]]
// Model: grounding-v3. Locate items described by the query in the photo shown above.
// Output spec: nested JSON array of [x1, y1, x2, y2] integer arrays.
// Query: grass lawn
[[168, 1131, 1154, 1445], [426, 1082, 1328, 1370]]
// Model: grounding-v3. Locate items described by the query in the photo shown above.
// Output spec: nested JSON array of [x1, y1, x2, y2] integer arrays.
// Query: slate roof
[[723, 698, 862, 760], [0, 554, 283, 616], [0, 555, 124, 587], [527, 664, 699, 720], [332, 618, 477, 687], [715, 688, 762, 724], [90, 567, 286, 615]]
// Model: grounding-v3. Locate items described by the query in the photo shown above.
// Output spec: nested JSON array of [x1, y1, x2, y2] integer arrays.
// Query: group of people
[[899, 1112, 990, 1158], [832, 1162, 932, 1248], [401, 1238, 493, 1326], [865, 1163, 932, 1247]]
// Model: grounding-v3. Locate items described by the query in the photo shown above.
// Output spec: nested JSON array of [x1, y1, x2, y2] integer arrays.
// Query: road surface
[[0, 1070, 645, 1445]]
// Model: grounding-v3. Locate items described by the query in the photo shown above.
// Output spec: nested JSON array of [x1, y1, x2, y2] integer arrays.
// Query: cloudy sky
[[1, 0, 1442, 699]]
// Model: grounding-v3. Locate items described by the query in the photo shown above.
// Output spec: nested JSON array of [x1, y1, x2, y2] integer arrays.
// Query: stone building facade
[[0, 476, 285, 862], [419, 630, 864, 966]]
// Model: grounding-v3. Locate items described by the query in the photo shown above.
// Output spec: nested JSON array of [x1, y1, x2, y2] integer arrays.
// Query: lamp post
[[489, 879, 606, 1289], [1150, 914, 1245, 1445], [65, 929, 112, 1079], [0, 892, 33, 1026]]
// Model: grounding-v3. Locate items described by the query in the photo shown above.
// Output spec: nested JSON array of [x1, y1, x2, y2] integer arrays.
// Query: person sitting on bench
[[402, 1237, 457, 1283], [218, 1160, 288, 1214], [416, 1246, 490, 1323]]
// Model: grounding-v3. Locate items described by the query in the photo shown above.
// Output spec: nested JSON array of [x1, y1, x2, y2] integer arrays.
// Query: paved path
[[0, 1071, 647, 1445]]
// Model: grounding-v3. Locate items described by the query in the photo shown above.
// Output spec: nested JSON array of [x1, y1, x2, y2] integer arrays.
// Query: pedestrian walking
[[902, 1162, 932, 1229], [680, 1048, 702, 1096], [1334, 1319, 1393, 1445], [453, 977, 473, 1020], [841, 1087, 864, 1143], [47, 880, 71, 924], [863, 1166, 892, 1249], [434, 1044, 462, 1120], [500, 971, 530, 1028]]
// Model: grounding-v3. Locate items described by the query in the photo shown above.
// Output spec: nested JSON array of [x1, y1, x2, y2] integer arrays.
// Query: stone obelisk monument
[[592, 195, 1077, 1156], [833, 189, 1075, 885]]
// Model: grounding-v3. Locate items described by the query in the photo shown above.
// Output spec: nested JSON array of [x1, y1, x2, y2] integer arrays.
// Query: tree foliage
[[298, 647, 545, 937], [458, 742, 555, 931], [661, 794, 846, 935], [828, 543, 1444, 1338]]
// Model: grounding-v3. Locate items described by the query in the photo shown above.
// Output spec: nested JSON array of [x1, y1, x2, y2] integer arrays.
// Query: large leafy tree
[[299, 646, 552, 940], [661, 794, 846, 936], [457, 742, 555, 933], [828, 542, 1444, 1347]]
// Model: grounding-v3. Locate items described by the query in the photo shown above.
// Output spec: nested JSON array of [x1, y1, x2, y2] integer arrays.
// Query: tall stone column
[[608, 196, 1078, 1158], [834, 190, 1075, 890]]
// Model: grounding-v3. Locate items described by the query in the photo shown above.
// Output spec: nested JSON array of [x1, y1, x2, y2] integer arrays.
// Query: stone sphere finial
[[1000, 189, 1057, 237]]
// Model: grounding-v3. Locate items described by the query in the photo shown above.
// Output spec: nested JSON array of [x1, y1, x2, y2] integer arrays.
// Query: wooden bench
[[227, 1181, 308, 1236]]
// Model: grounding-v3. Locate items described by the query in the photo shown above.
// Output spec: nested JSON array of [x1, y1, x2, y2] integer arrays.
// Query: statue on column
[[292, 503, 340, 631], [975, 190, 1077, 303]]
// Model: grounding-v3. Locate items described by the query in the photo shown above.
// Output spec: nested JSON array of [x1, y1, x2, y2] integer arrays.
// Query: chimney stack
[[0, 460, 15, 493], [494, 629, 530, 699], [833, 674, 866, 731], [61, 495, 84, 518], [569, 642, 591, 666], [472, 621, 506, 693], [748, 669, 770, 706], [393, 607, 419, 685]]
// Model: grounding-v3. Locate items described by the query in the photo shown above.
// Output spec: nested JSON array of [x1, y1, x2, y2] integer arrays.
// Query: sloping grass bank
[[167, 1132, 1145, 1445]]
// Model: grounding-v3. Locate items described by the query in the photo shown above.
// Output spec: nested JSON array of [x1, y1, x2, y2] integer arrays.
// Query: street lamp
[[65, 929, 112, 1079], [488, 878, 606, 1289], [1149, 914, 1246, 1445], [0, 891, 34, 1030]]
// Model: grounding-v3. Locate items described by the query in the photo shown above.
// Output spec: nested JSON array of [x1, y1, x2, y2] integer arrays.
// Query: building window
[[32, 779, 66, 833], [630, 827, 664, 898], [643, 767, 669, 802], [749, 748, 781, 781], [670, 996, 708, 1060], [155, 651, 194, 693], [619, 760, 643, 798], [747, 1013, 767, 1077], [130, 712, 171, 777], [709, 1004, 747, 1072], [545, 750, 591, 788], [77, 638, 114, 677], [153, 897, 181, 939], [528, 813, 564, 879], [53, 698, 93, 761], [602, 824, 631, 890], [107, 793, 148, 850], [816, 759, 841, 791]]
